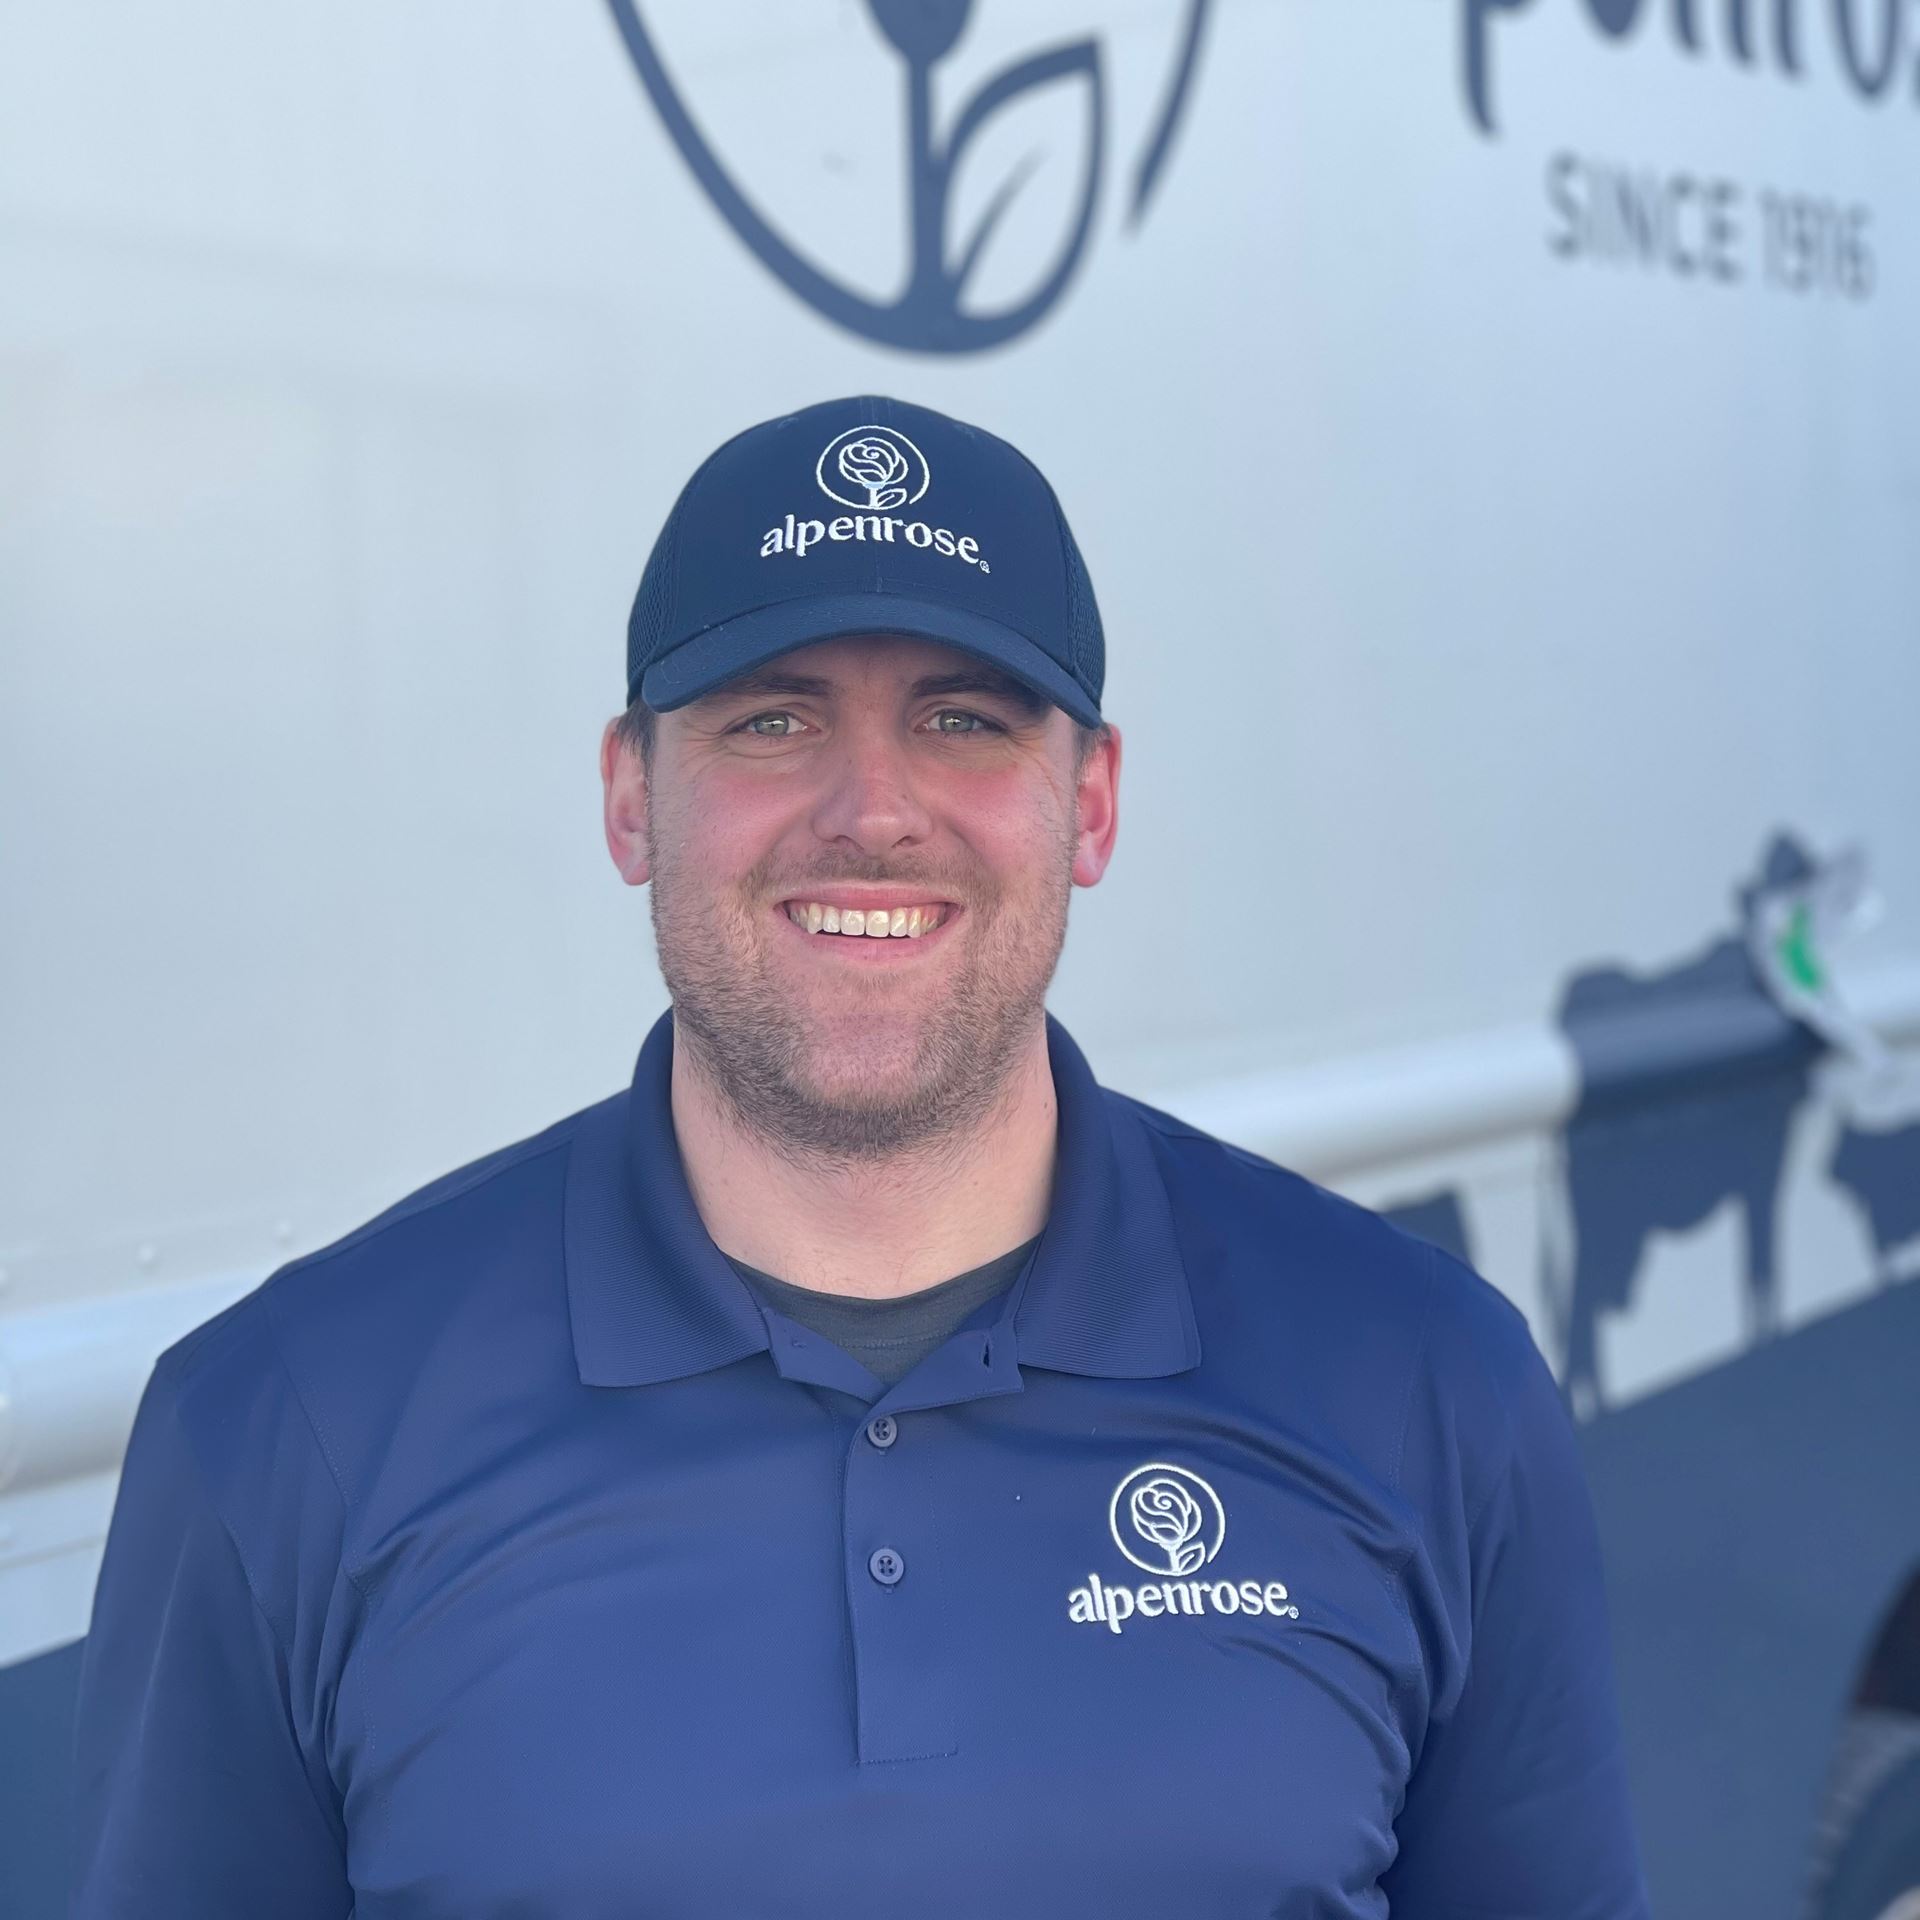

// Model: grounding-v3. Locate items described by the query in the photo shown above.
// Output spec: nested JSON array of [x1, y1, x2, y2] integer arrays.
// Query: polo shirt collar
[[565, 1006, 1200, 1389]]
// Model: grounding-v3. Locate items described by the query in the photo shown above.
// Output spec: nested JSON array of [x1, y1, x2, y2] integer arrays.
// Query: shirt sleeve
[[1380, 1293, 1652, 1918], [70, 1355, 352, 1918]]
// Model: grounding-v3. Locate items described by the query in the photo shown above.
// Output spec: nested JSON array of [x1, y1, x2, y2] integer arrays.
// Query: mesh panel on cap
[[628, 492, 683, 698], [1059, 516, 1104, 697]]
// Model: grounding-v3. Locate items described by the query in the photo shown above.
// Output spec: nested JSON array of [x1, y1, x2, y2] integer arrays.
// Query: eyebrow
[[701, 665, 1048, 716]]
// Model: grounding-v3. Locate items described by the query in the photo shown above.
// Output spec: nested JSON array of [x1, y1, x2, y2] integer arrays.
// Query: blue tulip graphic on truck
[[605, 1, 1214, 353]]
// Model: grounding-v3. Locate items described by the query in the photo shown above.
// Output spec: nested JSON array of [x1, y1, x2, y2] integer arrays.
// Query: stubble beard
[[648, 821, 1076, 1168]]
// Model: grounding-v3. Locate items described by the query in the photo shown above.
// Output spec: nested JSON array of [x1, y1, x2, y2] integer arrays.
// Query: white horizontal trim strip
[[0, 1275, 254, 1498], [1143, 1020, 1578, 1181], [1141, 958, 1920, 1181]]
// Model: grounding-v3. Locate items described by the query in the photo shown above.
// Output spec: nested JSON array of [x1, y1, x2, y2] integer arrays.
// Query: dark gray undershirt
[[726, 1236, 1041, 1388]]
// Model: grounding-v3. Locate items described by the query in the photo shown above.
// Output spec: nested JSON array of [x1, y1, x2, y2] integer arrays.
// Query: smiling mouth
[[779, 900, 955, 941], [775, 898, 967, 960]]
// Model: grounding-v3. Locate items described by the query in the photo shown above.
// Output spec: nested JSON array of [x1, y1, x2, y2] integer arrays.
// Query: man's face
[[601, 634, 1121, 1159]]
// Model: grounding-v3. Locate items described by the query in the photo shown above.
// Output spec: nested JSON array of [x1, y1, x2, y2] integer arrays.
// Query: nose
[[808, 713, 935, 856]]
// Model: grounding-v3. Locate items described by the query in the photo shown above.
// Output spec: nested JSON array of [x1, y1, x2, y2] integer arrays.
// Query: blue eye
[[731, 708, 1002, 738]]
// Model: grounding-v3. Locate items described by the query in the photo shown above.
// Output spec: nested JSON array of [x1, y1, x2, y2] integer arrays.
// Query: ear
[[601, 718, 653, 887], [1071, 721, 1121, 888]]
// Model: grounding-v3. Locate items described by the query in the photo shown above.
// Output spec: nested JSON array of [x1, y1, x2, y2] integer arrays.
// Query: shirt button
[[865, 1414, 898, 1450], [868, 1547, 905, 1587]]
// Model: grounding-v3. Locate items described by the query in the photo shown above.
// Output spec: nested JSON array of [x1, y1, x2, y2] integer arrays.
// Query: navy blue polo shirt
[[71, 1009, 1650, 1917]]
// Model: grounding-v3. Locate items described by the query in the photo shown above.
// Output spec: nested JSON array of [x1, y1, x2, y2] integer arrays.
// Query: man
[[71, 395, 1650, 1916]]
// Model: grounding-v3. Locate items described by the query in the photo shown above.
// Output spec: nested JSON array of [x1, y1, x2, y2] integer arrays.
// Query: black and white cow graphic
[[1827, 1118, 1920, 1281], [1548, 835, 1828, 1416]]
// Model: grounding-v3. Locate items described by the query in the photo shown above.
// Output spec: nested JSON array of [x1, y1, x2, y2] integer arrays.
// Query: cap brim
[[638, 592, 1102, 730]]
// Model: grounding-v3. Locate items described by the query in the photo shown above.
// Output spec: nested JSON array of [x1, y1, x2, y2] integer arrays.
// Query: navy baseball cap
[[627, 396, 1105, 729]]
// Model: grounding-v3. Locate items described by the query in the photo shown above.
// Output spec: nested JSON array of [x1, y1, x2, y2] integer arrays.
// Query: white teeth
[[786, 901, 947, 938]]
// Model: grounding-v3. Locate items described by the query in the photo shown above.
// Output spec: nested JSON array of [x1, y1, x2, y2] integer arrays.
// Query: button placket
[[843, 1409, 956, 1764]]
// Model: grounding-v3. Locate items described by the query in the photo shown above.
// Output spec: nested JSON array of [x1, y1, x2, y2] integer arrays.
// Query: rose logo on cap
[[629, 395, 1107, 732], [816, 426, 930, 513]]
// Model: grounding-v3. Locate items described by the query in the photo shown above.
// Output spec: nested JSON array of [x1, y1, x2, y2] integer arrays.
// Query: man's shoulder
[[286, 1095, 612, 1285], [1107, 1083, 1462, 1295], [1107, 1083, 1540, 1437], [151, 1093, 622, 1477]]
